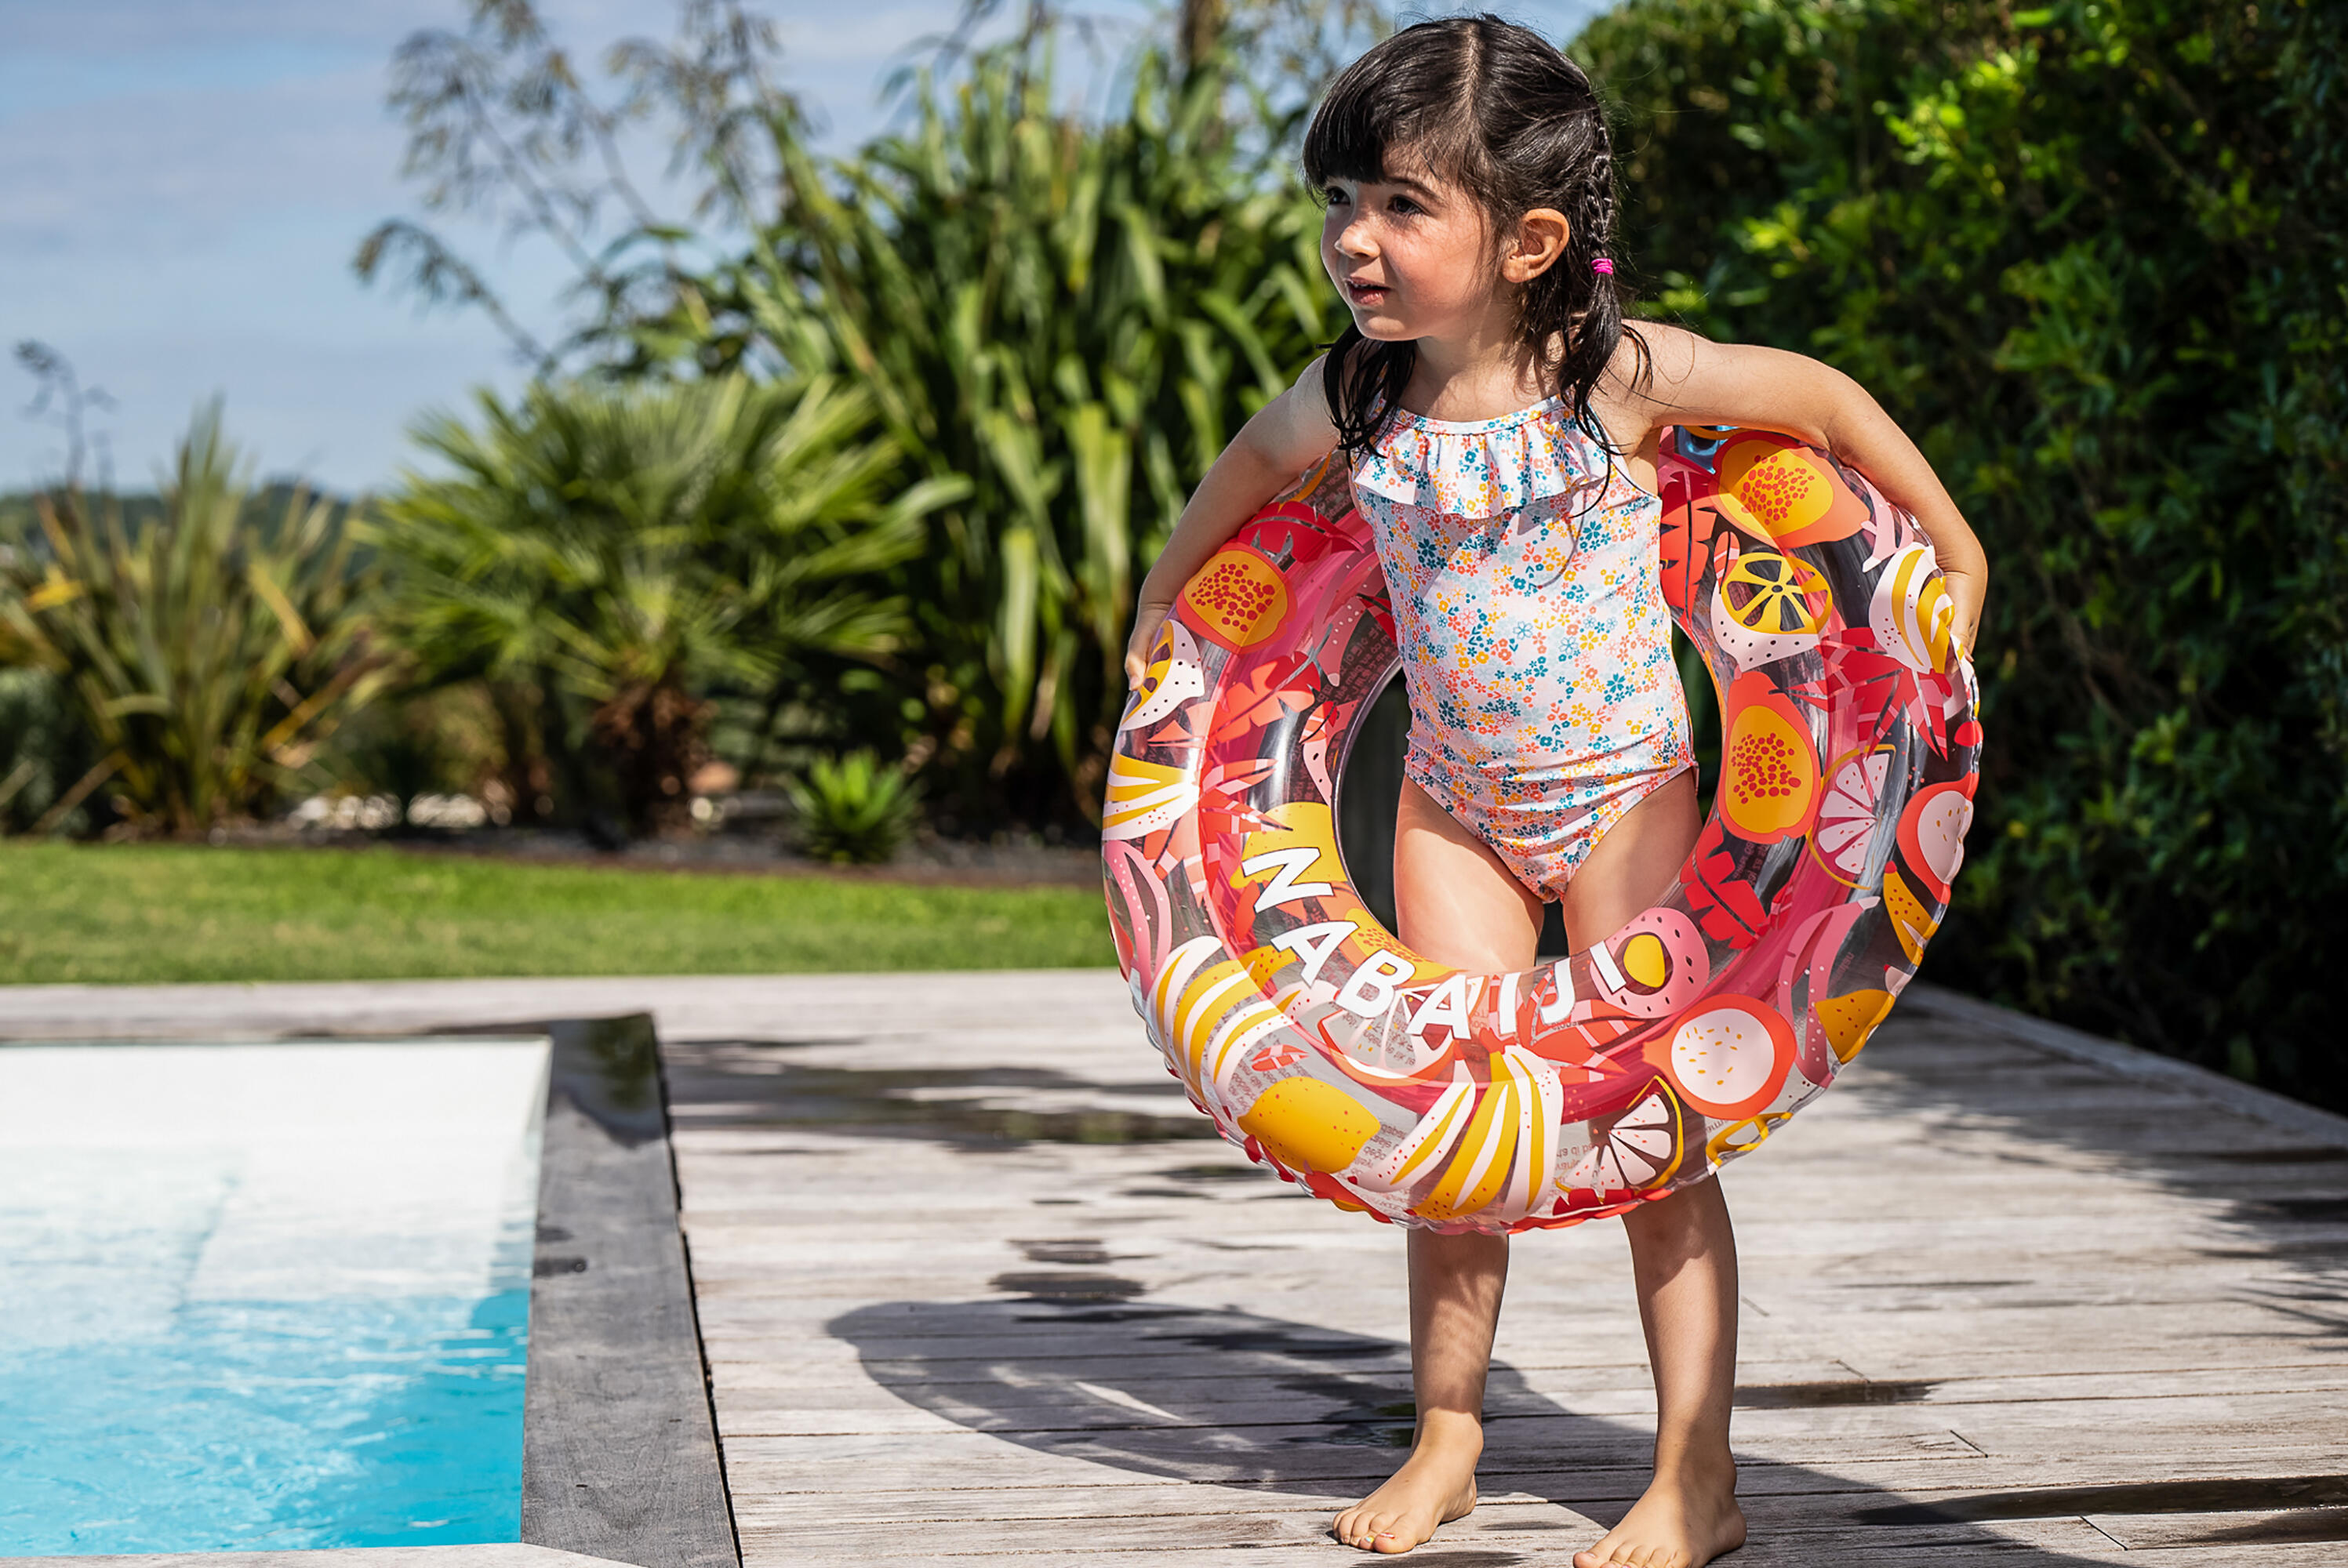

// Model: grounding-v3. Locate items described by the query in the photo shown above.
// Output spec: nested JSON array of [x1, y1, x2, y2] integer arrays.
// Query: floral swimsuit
[[1350, 397, 1696, 902]]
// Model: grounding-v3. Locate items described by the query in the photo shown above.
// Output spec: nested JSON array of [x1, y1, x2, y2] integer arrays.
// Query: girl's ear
[[1503, 209, 1572, 283]]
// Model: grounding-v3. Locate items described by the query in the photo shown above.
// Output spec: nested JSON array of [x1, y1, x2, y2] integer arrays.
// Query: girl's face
[[1320, 162, 1500, 344]]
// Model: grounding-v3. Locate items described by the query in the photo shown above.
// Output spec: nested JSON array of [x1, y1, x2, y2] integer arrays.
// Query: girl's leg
[[1572, 1178, 1746, 1568], [1333, 780, 1540, 1554], [1563, 771, 1746, 1568]]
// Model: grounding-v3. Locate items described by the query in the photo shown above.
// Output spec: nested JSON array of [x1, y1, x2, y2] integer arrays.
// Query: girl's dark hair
[[1303, 15, 1645, 459]]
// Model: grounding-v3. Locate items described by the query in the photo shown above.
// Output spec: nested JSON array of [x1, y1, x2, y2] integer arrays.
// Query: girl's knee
[[1623, 1174, 1734, 1243]]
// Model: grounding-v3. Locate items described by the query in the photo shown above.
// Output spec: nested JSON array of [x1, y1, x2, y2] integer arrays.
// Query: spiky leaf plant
[[608, 43, 1332, 826], [0, 405, 385, 834], [785, 749, 920, 865]]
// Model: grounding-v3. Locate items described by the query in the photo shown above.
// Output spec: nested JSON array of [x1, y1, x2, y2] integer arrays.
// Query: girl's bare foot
[[1331, 1420, 1481, 1552], [1572, 1461, 1745, 1568]]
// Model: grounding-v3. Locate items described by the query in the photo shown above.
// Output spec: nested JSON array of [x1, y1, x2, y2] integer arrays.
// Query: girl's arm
[[1607, 325, 1989, 653], [1124, 358, 1342, 684]]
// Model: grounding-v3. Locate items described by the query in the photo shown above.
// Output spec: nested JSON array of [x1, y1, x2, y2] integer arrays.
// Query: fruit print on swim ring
[[1103, 429, 1982, 1234]]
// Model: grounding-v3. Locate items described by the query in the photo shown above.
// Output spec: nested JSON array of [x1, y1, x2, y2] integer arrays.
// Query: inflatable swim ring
[[1103, 426, 1981, 1233]]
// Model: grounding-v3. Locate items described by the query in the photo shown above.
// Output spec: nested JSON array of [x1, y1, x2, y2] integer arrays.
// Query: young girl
[[1125, 16, 1986, 1566]]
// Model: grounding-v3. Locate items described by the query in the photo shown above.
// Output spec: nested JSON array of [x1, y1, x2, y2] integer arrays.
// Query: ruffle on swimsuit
[[1352, 397, 1612, 519], [1347, 397, 1696, 902]]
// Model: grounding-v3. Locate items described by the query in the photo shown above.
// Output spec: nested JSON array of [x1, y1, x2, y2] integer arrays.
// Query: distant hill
[[0, 480, 362, 554]]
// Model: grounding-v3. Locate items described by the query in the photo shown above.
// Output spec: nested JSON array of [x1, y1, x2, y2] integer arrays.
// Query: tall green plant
[[373, 374, 962, 835], [0, 668, 98, 834], [610, 44, 1333, 825], [0, 405, 383, 834], [1580, 0, 2348, 1105]]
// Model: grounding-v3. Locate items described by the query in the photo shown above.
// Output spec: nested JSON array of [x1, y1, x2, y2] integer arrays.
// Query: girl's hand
[[1125, 597, 1175, 687], [1941, 568, 1986, 662]]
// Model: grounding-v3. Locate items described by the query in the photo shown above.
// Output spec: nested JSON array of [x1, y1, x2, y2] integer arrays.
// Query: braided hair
[[1303, 15, 1647, 461]]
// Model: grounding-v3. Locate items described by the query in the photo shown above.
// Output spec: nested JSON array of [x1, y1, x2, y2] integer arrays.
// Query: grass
[[0, 842, 1115, 985]]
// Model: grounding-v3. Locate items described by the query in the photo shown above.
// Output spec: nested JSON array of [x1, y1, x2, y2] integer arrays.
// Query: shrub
[[318, 684, 509, 830], [1579, 0, 2348, 1107], [0, 668, 98, 835], [787, 750, 920, 866]]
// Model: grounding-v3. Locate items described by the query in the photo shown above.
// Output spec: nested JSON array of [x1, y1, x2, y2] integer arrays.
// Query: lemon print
[[1812, 745, 1892, 884], [1813, 989, 1895, 1062], [1560, 1083, 1688, 1195], [1239, 1077, 1380, 1174], [1725, 549, 1827, 637], [1621, 931, 1671, 990], [1882, 869, 1939, 966]]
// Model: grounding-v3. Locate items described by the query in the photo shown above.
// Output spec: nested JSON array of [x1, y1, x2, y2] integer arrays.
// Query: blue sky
[[0, 0, 1604, 493]]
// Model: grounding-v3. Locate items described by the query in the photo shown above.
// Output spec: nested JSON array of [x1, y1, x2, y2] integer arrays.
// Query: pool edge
[[0, 1021, 740, 1568], [0, 1546, 670, 1568], [521, 1017, 740, 1568]]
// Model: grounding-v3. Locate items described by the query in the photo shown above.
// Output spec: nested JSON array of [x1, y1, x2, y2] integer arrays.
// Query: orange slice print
[[1810, 744, 1893, 885], [1559, 1080, 1690, 1196]]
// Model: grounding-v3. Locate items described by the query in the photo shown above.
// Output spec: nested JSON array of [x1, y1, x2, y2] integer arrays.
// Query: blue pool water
[[0, 1042, 547, 1555]]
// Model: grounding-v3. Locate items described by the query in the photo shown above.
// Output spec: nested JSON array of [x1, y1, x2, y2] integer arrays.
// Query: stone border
[[0, 1020, 738, 1568], [1905, 982, 2348, 1149], [523, 1017, 736, 1568]]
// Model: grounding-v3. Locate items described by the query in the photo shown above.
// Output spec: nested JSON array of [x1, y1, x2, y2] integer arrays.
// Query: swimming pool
[[0, 1040, 548, 1555]]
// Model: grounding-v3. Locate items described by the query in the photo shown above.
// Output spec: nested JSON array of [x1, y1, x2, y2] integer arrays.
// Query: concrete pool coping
[[0, 1548, 660, 1568], [0, 1019, 736, 1568], [523, 1018, 734, 1568]]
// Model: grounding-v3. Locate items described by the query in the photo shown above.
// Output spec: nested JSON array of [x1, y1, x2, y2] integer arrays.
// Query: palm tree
[[372, 373, 965, 837]]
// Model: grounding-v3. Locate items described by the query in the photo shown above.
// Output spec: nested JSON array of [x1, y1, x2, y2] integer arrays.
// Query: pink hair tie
[[1591, 256, 1616, 275]]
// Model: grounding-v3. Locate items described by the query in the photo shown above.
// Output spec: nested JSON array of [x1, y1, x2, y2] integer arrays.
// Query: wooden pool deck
[[6, 973, 2344, 1566]]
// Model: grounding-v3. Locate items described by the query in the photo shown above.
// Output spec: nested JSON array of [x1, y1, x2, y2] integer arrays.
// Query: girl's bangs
[[1303, 65, 1471, 190]]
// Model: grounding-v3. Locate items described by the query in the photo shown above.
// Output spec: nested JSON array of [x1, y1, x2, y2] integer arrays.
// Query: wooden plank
[[1904, 984, 2348, 1152], [715, 1448, 2348, 1524], [2091, 1507, 2348, 1549], [729, 1508, 2132, 1561], [655, 977, 2348, 1565]]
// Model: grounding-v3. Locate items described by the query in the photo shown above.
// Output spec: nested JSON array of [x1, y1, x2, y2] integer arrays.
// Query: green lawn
[[0, 842, 1114, 985]]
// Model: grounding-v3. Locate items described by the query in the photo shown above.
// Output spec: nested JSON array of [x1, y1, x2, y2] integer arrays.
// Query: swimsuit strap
[[1351, 397, 1618, 517]]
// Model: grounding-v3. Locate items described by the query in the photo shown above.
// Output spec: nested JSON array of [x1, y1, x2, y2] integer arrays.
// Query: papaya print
[[1104, 430, 1982, 1234]]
